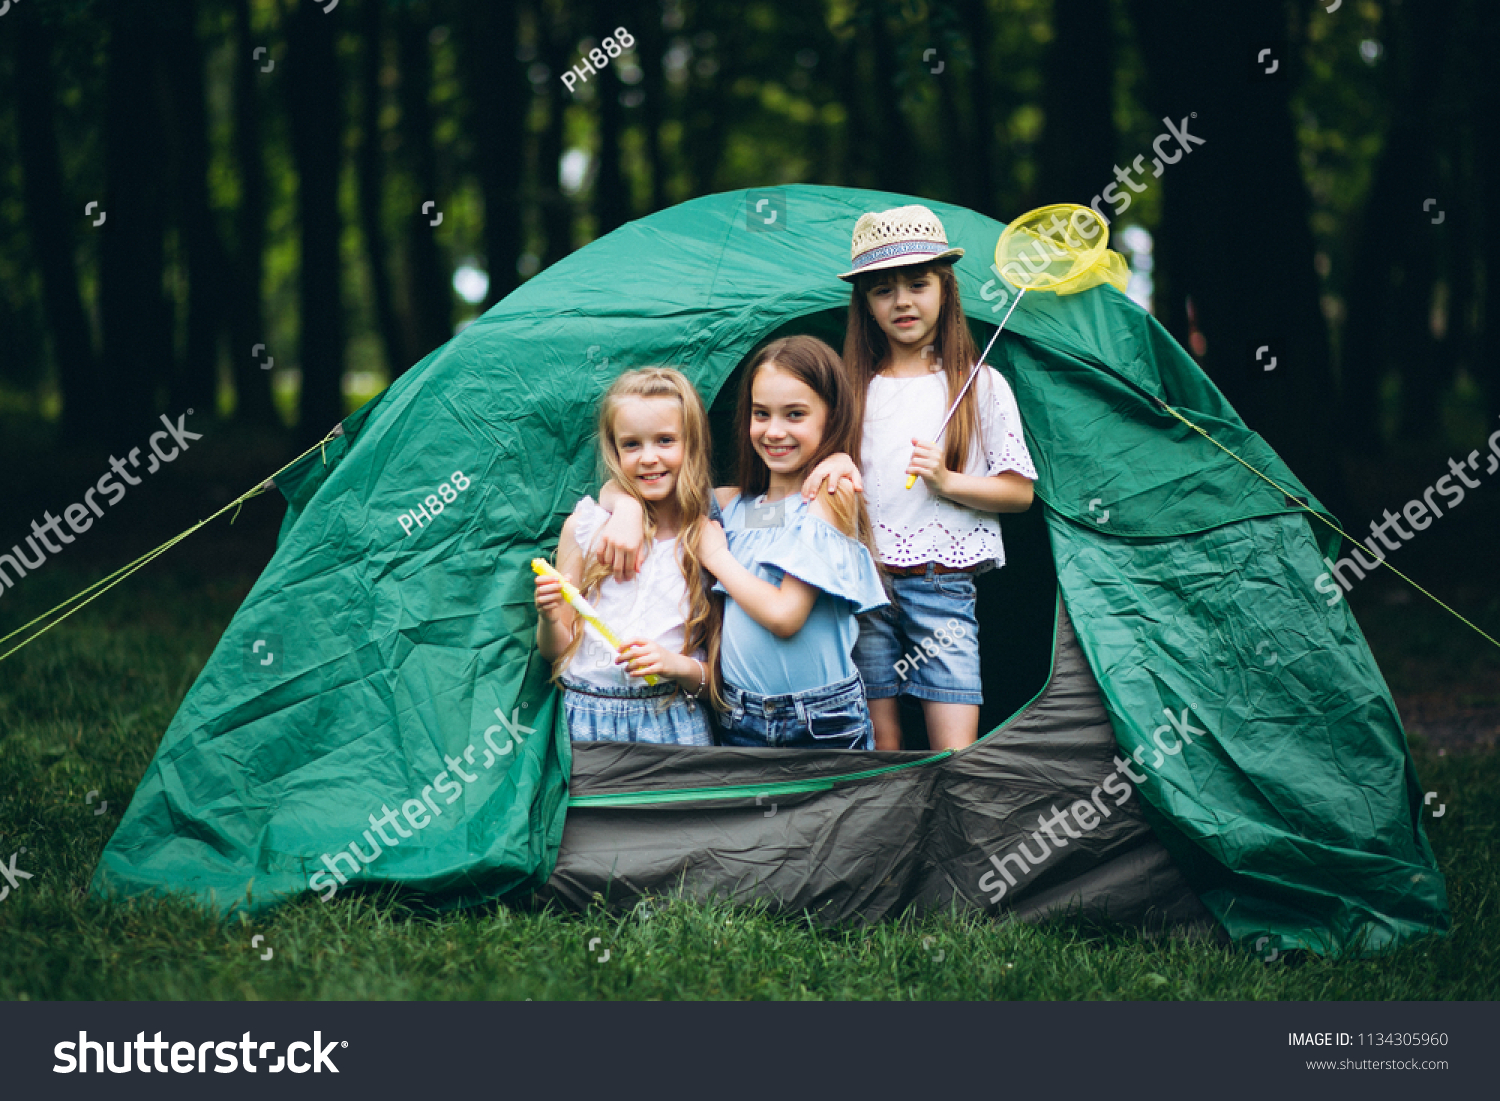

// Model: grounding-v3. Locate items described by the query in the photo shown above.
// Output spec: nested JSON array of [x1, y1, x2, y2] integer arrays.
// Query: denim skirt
[[562, 676, 712, 746]]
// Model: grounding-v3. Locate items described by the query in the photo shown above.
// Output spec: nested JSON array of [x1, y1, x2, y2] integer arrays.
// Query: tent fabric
[[90, 184, 1448, 957], [539, 596, 1213, 931]]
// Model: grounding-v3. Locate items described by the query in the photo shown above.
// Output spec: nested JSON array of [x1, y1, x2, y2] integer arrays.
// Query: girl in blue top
[[598, 336, 888, 749]]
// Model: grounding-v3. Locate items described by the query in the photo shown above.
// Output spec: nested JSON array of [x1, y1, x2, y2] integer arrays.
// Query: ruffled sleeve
[[760, 514, 889, 615], [569, 496, 612, 557], [978, 367, 1038, 481]]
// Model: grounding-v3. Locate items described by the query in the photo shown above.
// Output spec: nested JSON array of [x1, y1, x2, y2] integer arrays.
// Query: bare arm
[[595, 480, 647, 581], [799, 452, 863, 501], [535, 514, 584, 660], [906, 438, 1034, 513], [699, 518, 820, 640], [595, 482, 742, 580], [614, 636, 708, 693], [935, 470, 1034, 513]]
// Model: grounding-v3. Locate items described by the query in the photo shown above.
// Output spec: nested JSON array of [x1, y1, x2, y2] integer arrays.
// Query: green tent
[[91, 185, 1448, 957]]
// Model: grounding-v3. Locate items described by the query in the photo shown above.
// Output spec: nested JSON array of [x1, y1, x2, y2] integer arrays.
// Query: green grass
[[1, 566, 1496, 1001]]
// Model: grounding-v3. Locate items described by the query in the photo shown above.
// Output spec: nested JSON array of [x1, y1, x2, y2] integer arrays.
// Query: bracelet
[[693, 658, 708, 699]]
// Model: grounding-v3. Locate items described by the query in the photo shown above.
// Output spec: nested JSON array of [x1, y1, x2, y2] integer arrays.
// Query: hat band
[[850, 239, 950, 270]]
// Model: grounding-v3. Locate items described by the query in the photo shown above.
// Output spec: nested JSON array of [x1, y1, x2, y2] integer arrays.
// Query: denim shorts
[[562, 676, 712, 746], [853, 565, 982, 705], [718, 672, 872, 750]]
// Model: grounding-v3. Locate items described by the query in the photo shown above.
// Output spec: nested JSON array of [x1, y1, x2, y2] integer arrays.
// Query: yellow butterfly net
[[994, 203, 1130, 295], [902, 203, 1130, 489]]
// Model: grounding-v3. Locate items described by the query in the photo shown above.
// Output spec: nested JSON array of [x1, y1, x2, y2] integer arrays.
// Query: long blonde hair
[[552, 367, 724, 710]]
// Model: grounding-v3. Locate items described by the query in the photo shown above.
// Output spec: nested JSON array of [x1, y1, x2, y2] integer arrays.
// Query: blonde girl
[[534, 367, 721, 744]]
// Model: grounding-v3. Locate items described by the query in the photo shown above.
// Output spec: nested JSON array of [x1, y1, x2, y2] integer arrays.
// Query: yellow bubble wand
[[905, 203, 1130, 489], [531, 558, 659, 685]]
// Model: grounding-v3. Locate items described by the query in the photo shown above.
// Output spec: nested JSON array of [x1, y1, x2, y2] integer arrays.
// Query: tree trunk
[[459, 0, 527, 305], [683, 5, 730, 198], [13, 13, 101, 438], [961, 0, 998, 214], [592, 8, 630, 237], [538, 0, 575, 267], [866, 0, 916, 196], [227, 0, 278, 426], [834, 22, 874, 189], [284, 0, 346, 444], [1433, 124, 1475, 433], [161, 0, 223, 419], [99, 0, 173, 448], [394, 0, 452, 358], [1127, 0, 1346, 514], [358, 0, 415, 373], [1036, 0, 1117, 208], [937, 58, 976, 210], [1341, 0, 1456, 453], [635, 0, 670, 212], [1478, 0, 1500, 422]]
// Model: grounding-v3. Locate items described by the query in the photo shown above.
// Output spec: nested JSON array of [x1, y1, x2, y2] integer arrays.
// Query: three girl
[[538, 203, 1035, 754]]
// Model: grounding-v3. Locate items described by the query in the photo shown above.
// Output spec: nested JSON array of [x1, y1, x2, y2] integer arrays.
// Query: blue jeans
[[853, 566, 983, 705], [563, 676, 712, 746], [718, 672, 872, 750]]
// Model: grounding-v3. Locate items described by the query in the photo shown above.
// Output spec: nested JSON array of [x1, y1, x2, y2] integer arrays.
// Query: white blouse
[[860, 366, 1037, 572], [562, 496, 703, 688]]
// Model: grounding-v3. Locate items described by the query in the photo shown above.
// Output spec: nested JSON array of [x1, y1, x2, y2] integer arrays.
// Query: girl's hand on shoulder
[[534, 573, 568, 623], [807, 478, 858, 537], [596, 496, 648, 582], [800, 453, 863, 502], [906, 438, 950, 495]]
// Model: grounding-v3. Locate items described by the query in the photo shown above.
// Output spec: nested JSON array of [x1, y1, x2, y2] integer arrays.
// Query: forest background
[[1, 0, 1496, 748]]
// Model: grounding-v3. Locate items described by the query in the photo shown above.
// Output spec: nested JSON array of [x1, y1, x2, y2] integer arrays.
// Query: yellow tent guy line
[[0, 426, 343, 664], [1157, 400, 1500, 651]]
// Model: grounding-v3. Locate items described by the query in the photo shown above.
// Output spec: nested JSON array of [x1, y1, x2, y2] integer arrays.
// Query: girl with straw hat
[[802, 204, 1037, 752]]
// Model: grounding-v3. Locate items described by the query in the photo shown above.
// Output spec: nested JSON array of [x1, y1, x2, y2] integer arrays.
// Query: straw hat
[[838, 204, 964, 282]]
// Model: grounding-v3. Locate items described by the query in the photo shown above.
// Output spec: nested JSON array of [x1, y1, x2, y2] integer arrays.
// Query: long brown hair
[[733, 335, 879, 559], [553, 367, 724, 710], [843, 260, 982, 477]]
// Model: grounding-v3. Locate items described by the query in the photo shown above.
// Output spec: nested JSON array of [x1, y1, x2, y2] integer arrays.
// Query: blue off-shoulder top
[[712, 492, 888, 696]]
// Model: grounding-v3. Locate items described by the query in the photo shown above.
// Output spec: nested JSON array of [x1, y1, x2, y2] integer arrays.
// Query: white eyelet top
[[562, 496, 704, 688], [861, 366, 1037, 573]]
